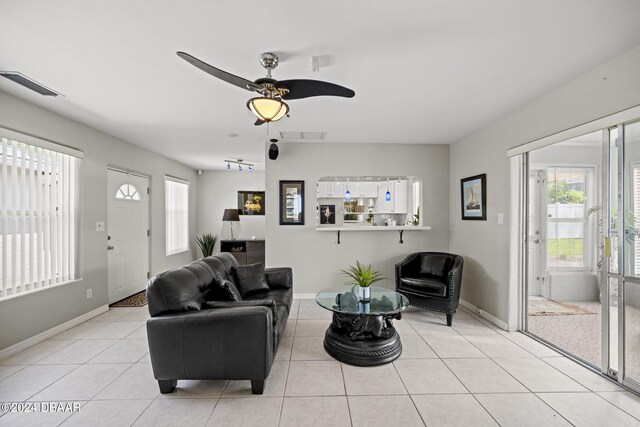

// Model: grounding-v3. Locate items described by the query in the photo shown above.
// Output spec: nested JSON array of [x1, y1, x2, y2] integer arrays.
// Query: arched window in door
[[115, 184, 141, 201]]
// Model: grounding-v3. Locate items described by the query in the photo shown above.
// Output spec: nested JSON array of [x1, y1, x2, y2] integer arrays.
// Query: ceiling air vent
[[0, 72, 61, 96], [279, 131, 326, 140]]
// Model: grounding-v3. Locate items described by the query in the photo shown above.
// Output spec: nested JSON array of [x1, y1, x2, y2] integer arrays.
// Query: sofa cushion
[[400, 276, 447, 298], [245, 289, 292, 314], [147, 268, 206, 316], [202, 254, 237, 284], [183, 260, 216, 287], [220, 280, 242, 301], [233, 262, 270, 298], [265, 267, 292, 290], [420, 254, 453, 278]]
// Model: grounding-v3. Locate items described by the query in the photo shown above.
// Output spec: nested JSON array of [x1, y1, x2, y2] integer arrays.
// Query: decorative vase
[[357, 285, 371, 302]]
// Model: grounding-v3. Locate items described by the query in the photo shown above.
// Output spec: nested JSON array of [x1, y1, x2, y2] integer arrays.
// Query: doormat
[[528, 299, 596, 316], [110, 290, 147, 307]]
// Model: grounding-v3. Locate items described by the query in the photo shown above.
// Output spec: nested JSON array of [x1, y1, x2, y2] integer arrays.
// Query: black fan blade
[[177, 51, 262, 92], [276, 79, 355, 100], [254, 119, 265, 126]]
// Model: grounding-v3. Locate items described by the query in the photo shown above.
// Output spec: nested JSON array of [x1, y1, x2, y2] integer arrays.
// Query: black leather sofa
[[146, 253, 292, 394], [395, 252, 464, 326]]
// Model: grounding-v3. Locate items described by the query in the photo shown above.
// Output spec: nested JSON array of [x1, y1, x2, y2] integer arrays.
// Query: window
[[115, 184, 141, 200], [546, 167, 590, 269], [0, 135, 80, 298], [165, 176, 189, 255]]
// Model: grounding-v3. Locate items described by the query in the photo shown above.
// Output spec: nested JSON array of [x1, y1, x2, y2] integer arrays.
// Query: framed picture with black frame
[[237, 191, 265, 215], [460, 173, 487, 220], [279, 180, 305, 225]]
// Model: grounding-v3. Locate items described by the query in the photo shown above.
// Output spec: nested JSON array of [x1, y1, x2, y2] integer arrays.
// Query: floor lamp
[[222, 209, 240, 240]]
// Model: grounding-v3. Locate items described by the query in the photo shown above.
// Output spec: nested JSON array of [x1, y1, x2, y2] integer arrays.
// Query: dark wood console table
[[220, 239, 265, 265]]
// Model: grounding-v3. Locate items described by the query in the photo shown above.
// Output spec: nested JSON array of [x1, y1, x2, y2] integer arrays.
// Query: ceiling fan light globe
[[247, 97, 289, 122]]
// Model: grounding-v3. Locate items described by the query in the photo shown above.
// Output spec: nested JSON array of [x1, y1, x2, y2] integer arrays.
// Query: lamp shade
[[222, 209, 240, 221], [247, 97, 289, 122]]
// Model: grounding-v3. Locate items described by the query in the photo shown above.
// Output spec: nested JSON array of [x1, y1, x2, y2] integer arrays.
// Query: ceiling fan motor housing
[[260, 52, 279, 71]]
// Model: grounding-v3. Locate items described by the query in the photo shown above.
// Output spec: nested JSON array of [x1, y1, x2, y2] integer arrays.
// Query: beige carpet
[[110, 290, 147, 307]]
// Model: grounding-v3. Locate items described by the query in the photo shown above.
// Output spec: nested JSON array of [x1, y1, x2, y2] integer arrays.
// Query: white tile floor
[[1, 300, 639, 426]]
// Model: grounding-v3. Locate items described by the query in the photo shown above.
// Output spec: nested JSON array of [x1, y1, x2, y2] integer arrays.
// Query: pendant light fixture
[[385, 179, 392, 202], [345, 178, 351, 201]]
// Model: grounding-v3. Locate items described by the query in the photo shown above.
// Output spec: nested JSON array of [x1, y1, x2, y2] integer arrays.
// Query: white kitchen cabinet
[[377, 180, 408, 212], [359, 182, 379, 198], [317, 181, 345, 198]]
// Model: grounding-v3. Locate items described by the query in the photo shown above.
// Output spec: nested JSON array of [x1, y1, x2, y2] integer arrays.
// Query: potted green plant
[[341, 260, 385, 302], [409, 206, 420, 226], [195, 233, 218, 258]]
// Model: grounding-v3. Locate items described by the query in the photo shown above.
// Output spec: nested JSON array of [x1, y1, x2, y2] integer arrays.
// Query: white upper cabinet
[[359, 182, 379, 198], [318, 181, 346, 198], [378, 180, 408, 212]]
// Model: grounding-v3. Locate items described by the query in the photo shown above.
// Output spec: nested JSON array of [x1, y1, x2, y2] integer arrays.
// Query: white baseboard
[[459, 299, 508, 330], [293, 293, 317, 300], [0, 305, 109, 359]]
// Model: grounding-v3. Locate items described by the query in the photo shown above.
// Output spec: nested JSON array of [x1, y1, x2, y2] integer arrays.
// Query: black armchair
[[395, 252, 464, 326]]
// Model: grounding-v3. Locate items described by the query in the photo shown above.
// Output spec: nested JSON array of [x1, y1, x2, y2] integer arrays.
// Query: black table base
[[323, 312, 402, 366]]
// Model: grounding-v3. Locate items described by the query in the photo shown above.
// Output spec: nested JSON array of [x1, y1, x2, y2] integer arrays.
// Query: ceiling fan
[[177, 51, 355, 125]]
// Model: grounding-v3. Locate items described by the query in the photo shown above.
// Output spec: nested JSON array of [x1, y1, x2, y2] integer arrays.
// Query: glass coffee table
[[315, 286, 410, 366]]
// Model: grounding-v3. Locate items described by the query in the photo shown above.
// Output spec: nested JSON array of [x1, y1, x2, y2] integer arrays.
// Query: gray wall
[[449, 44, 640, 326], [0, 90, 198, 350], [196, 170, 265, 253], [265, 143, 449, 294]]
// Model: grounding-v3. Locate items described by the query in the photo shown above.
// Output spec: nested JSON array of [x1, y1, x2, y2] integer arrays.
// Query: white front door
[[107, 169, 150, 304]]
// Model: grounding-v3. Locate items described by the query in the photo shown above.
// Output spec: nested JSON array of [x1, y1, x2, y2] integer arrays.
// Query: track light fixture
[[224, 159, 255, 172]]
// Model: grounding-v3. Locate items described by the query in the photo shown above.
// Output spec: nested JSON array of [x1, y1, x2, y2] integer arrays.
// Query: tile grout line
[[340, 363, 355, 427], [591, 391, 640, 422], [391, 358, 427, 426]]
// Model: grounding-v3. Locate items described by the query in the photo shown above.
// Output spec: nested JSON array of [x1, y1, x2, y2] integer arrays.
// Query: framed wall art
[[279, 181, 305, 225], [319, 204, 336, 225], [237, 191, 265, 215], [461, 174, 486, 220]]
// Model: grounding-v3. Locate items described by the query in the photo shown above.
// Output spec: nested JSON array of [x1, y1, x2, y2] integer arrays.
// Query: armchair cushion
[[399, 276, 447, 298], [420, 253, 453, 278], [233, 262, 270, 298]]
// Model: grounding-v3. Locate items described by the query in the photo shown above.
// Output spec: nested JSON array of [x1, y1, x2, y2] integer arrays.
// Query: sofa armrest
[[147, 306, 274, 382], [265, 267, 293, 290], [205, 300, 278, 325]]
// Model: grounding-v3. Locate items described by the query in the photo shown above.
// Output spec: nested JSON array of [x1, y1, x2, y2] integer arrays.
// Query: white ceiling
[[1, 0, 640, 170]]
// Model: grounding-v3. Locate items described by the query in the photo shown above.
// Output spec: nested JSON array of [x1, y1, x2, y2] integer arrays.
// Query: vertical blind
[[165, 176, 189, 255], [0, 136, 80, 298]]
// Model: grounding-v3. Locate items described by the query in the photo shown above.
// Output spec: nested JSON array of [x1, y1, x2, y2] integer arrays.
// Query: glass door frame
[[615, 119, 640, 392], [520, 123, 637, 390], [601, 124, 619, 381]]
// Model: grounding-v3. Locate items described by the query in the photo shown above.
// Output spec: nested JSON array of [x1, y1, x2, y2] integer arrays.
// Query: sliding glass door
[[524, 118, 640, 392], [525, 132, 602, 368], [620, 120, 640, 388]]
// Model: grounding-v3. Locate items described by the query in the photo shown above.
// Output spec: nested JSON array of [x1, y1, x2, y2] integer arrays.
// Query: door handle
[[107, 245, 115, 250], [533, 239, 541, 244]]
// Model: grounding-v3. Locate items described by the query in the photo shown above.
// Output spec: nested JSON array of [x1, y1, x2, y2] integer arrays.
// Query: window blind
[[0, 136, 80, 298], [165, 176, 189, 255]]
